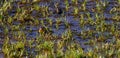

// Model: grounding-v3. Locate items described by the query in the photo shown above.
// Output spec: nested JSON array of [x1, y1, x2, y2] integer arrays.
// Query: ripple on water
[[26, 31, 38, 39]]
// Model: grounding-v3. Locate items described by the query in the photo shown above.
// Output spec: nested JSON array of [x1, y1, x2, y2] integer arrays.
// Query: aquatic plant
[[2, 37, 25, 58], [74, 7, 79, 15], [65, 0, 69, 11], [81, 0, 87, 11], [72, 0, 78, 5]]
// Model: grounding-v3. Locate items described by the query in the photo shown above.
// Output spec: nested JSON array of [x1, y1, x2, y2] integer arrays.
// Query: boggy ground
[[0, 0, 120, 58]]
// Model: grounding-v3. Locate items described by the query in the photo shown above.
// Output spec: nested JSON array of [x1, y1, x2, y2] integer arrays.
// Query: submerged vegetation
[[0, 0, 120, 58]]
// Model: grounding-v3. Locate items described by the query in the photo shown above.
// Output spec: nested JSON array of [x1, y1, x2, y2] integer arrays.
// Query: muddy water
[[0, 0, 120, 56]]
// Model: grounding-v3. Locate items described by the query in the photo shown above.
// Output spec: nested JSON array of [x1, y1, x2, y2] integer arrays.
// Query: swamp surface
[[0, 0, 120, 58]]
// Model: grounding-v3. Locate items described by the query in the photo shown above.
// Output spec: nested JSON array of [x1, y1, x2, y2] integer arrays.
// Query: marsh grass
[[0, 0, 120, 58]]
